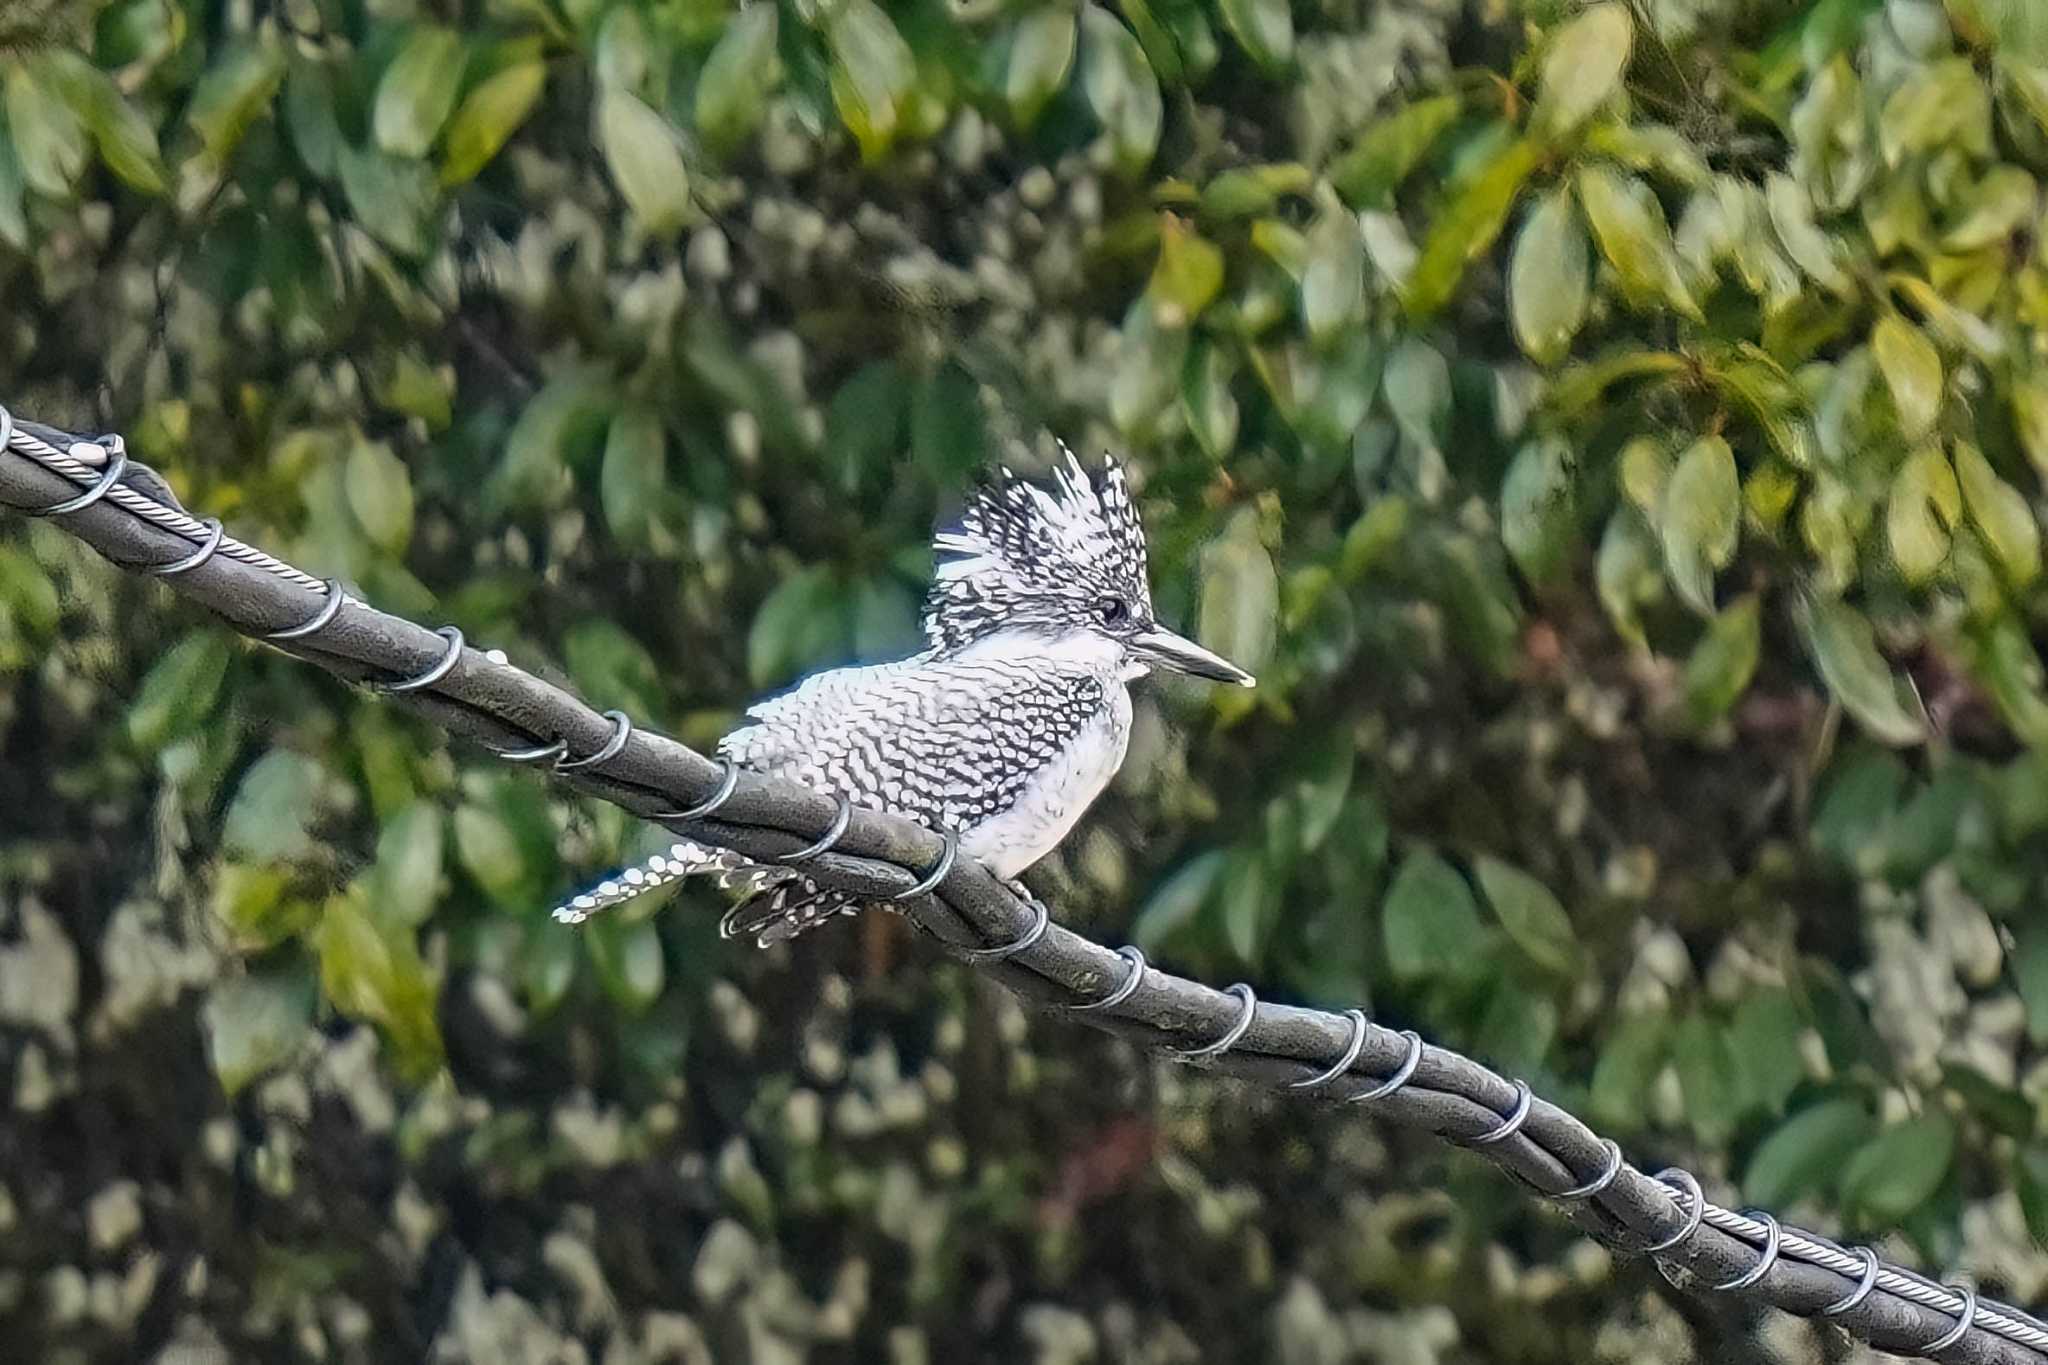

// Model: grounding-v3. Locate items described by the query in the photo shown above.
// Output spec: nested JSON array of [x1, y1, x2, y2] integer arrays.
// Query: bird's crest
[[922, 447, 1151, 651]]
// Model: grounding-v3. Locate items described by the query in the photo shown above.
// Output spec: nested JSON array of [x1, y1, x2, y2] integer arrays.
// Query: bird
[[550, 448, 1255, 945]]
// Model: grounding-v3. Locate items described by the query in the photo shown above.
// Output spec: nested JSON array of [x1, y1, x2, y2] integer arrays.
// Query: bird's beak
[[1131, 627, 1257, 687]]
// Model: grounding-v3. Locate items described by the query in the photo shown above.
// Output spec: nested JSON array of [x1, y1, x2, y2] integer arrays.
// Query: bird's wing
[[716, 656, 1107, 832]]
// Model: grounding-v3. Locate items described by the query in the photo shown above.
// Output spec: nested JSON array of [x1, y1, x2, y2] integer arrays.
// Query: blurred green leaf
[[826, 360, 909, 492], [827, 0, 917, 162], [1509, 189, 1590, 366], [1081, 7, 1162, 171], [1942, 165, 2036, 252], [1406, 134, 1541, 318], [1181, 339, 1240, 459], [586, 915, 666, 1012], [912, 365, 989, 479], [316, 890, 444, 1080], [1879, 56, 1990, 166], [1132, 849, 1227, 954], [128, 633, 231, 750], [1941, 444, 2039, 581], [2021, 1143, 2048, 1247], [1682, 594, 1762, 726], [749, 565, 844, 687], [1872, 314, 1942, 443], [1578, 165, 1702, 320], [565, 619, 665, 717], [489, 366, 612, 514], [375, 25, 464, 158], [1198, 507, 1279, 680], [1533, 3, 1632, 140], [1839, 1113, 1954, 1225], [1743, 1097, 1873, 1209], [1798, 597, 1927, 746], [1219, 848, 1278, 963], [345, 437, 415, 555], [1658, 434, 1739, 616], [1382, 849, 1488, 982], [203, 970, 316, 1097], [1589, 1013, 1667, 1129], [1330, 94, 1460, 208], [185, 39, 285, 169], [367, 802, 445, 928], [337, 143, 436, 257], [1474, 856, 1577, 976], [696, 6, 781, 155], [1215, 0, 1291, 74], [601, 406, 667, 550], [224, 750, 326, 863], [1885, 445, 1958, 585], [1500, 435, 1577, 586], [1146, 214, 1225, 327], [1673, 1011, 1740, 1143], [2015, 923, 2048, 1045], [3, 60, 87, 196], [440, 59, 545, 186], [599, 88, 691, 237], [1007, 8, 1078, 130], [1596, 511, 1663, 647]]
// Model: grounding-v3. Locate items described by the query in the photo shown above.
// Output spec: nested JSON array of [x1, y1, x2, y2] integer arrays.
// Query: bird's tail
[[549, 841, 791, 924]]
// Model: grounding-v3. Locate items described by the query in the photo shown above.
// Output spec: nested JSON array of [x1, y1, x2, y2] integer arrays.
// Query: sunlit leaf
[[1797, 596, 1928, 746], [3, 61, 87, 196], [1080, 6, 1161, 170], [316, 890, 444, 1080], [345, 437, 415, 555], [1007, 8, 1077, 130], [1658, 434, 1739, 615], [828, 0, 917, 162], [1578, 165, 1702, 320], [440, 60, 545, 186], [1147, 213, 1225, 327], [374, 25, 464, 157], [1872, 313, 1942, 443], [1405, 134, 1541, 318], [1879, 56, 1991, 166], [1509, 188, 1590, 365], [1132, 848, 1226, 954], [696, 6, 781, 155], [598, 88, 691, 236], [1885, 445, 1959, 585], [1533, 2, 1632, 139], [203, 970, 315, 1097], [367, 802, 445, 927], [186, 39, 286, 169], [1215, 0, 1292, 74], [1330, 94, 1460, 208], [224, 750, 327, 863]]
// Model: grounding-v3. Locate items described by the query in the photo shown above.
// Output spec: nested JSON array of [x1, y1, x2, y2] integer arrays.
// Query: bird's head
[[920, 449, 1255, 687]]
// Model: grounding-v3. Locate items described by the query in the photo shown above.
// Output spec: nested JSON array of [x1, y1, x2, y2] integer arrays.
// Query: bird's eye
[[1096, 596, 1129, 626]]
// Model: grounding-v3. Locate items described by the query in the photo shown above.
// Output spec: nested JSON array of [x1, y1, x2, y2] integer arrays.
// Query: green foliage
[[14, 0, 2048, 1357]]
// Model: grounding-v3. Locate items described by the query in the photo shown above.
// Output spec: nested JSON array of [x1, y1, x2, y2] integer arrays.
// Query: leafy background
[[7, 0, 2048, 1359]]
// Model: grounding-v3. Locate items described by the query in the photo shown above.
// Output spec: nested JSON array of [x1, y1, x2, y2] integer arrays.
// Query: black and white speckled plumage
[[553, 450, 1225, 946]]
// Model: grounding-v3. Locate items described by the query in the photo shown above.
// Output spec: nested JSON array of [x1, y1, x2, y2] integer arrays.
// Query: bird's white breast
[[961, 681, 1132, 879]]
